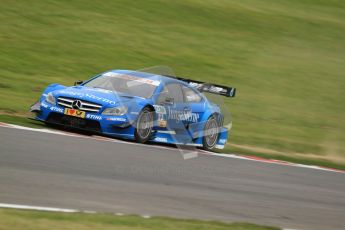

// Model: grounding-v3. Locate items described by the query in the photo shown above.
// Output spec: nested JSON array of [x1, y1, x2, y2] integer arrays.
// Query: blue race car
[[30, 70, 236, 150]]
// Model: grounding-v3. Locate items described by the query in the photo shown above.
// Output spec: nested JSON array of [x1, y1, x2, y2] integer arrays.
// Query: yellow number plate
[[64, 108, 85, 118]]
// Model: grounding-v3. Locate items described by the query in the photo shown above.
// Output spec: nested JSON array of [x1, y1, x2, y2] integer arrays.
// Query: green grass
[[0, 209, 279, 230], [0, 114, 45, 128], [1, 0, 345, 165], [222, 145, 345, 170]]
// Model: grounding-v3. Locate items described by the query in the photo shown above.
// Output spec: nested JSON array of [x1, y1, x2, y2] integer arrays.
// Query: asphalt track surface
[[0, 126, 344, 230]]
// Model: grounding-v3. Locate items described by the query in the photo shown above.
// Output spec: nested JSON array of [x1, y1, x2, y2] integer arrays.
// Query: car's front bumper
[[31, 101, 136, 138]]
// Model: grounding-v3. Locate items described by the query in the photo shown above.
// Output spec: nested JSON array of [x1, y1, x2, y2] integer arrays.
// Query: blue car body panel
[[31, 70, 230, 149]]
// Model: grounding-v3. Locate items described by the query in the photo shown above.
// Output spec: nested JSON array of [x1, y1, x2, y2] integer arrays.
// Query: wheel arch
[[143, 104, 155, 112], [133, 105, 155, 143], [201, 111, 223, 129], [201, 112, 221, 151]]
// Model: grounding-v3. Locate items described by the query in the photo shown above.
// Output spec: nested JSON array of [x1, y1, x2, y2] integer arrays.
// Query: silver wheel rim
[[205, 118, 218, 147], [137, 110, 153, 139]]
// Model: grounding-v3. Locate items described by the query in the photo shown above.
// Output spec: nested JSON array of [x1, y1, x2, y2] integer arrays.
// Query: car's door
[[181, 85, 206, 138], [181, 85, 205, 122], [156, 83, 185, 130], [156, 82, 207, 144]]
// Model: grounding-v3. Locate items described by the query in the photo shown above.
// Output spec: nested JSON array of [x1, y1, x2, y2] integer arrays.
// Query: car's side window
[[157, 86, 169, 104], [157, 83, 184, 104], [182, 86, 202, 103]]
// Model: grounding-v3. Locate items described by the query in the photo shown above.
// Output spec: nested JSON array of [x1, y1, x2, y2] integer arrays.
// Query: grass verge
[[0, 114, 45, 129], [0, 208, 279, 230], [222, 145, 345, 171]]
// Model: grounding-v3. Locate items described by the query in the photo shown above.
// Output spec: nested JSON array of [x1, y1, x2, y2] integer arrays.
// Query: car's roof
[[108, 69, 184, 84]]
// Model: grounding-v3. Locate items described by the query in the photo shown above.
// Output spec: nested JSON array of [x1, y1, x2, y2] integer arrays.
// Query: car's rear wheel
[[202, 115, 220, 151], [134, 107, 154, 143]]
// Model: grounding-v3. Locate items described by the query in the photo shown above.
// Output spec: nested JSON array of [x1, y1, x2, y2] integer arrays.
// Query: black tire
[[134, 107, 154, 143], [202, 115, 220, 151]]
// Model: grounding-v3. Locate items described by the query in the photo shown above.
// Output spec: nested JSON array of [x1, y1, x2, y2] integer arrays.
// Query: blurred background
[[1, 0, 344, 167]]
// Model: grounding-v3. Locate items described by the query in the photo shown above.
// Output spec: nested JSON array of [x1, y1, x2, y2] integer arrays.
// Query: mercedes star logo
[[72, 100, 82, 109]]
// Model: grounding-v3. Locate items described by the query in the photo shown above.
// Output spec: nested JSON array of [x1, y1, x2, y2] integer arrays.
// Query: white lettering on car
[[84, 94, 117, 105], [154, 137, 168, 143], [59, 90, 84, 97], [86, 114, 102, 120], [153, 105, 166, 114], [41, 102, 48, 108], [167, 108, 199, 123], [105, 117, 127, 122], [58, 90, 117, 105], [50, 107, 64, 113]]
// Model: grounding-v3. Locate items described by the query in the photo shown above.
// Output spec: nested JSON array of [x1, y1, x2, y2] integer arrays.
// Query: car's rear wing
[[175, 77, 236, 97]]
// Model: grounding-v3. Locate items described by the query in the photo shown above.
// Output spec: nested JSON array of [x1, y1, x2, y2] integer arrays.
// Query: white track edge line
[[0, 203, 80, 213], [0, 122, 177, 152], [0, 122, 344, 174], [0, 203, 297, 228], [0, 203, 153, 218]]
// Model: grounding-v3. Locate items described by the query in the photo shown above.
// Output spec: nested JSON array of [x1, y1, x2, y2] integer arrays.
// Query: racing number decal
[[64, 108, 86, 118]]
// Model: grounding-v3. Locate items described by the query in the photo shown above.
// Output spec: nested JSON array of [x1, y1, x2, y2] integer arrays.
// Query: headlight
[[45, 92, 56, 105], [102, 106, 128, 116]]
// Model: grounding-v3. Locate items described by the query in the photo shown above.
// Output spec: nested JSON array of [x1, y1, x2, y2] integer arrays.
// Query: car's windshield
[[83, 72, 160, 98]]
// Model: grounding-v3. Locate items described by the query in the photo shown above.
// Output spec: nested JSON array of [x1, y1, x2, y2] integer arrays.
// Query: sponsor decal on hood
[[57, 89, 119, 105]]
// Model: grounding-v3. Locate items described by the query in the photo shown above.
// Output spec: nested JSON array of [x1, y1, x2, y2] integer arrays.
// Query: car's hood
[[53, 86, 138, 107]]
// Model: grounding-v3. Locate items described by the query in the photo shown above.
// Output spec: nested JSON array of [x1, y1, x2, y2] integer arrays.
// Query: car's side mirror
[[164, 97, 174, 105], [74, 80, 83, 86]]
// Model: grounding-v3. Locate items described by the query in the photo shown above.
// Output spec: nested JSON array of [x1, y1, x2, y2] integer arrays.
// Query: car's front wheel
[[134, 107, 154, 143], [202, 115, 220, 151]]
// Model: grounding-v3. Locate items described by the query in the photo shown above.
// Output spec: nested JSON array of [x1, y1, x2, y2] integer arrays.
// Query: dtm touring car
[[30, 70, 236, 150]]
